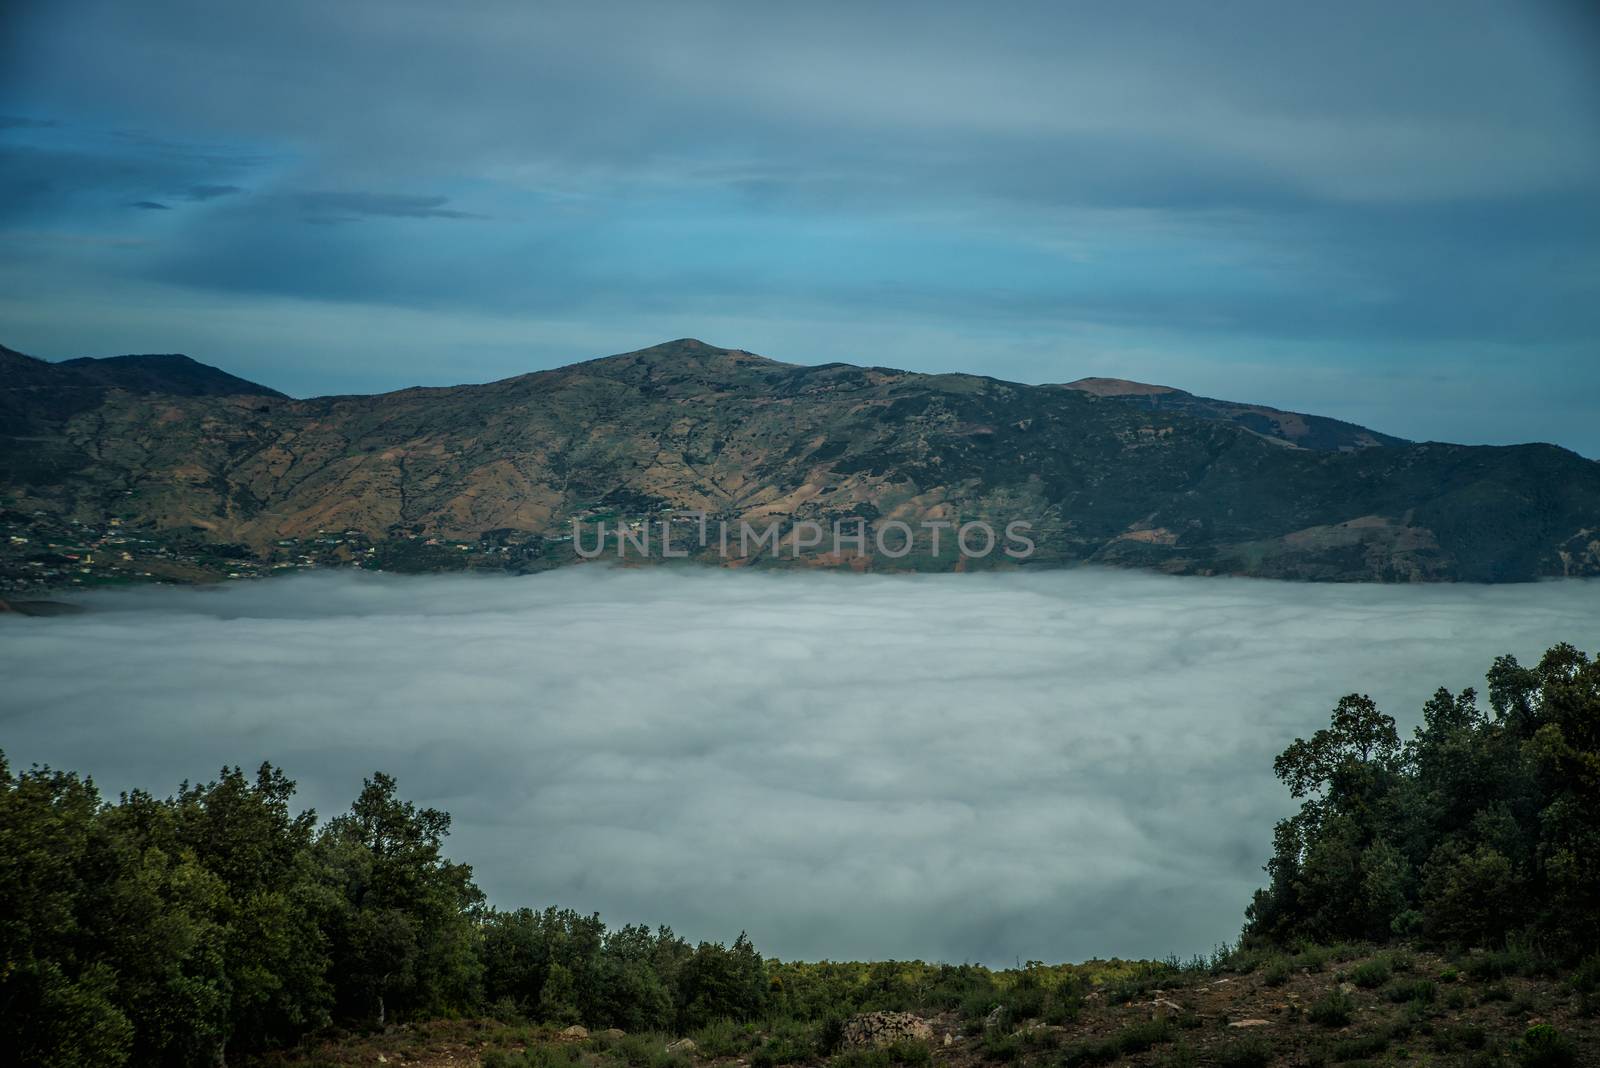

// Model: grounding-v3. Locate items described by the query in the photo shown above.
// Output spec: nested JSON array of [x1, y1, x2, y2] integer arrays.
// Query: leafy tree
[[1247, 643, 1600, 960]]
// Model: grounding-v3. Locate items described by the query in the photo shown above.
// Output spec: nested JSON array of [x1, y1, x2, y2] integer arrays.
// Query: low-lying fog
[[3, 568, 1596, 965]]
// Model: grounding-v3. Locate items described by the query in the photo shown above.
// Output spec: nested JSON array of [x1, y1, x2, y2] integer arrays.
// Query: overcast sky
[[3, 568, 1597, 965], [3, 1, 1598, 453]]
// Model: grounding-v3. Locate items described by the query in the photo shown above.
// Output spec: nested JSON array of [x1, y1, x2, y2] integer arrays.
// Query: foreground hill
[[3, 338, 1599, 582]]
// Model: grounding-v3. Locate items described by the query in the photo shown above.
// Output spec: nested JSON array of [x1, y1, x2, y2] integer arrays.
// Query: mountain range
[[3, 338, 1598, 582]]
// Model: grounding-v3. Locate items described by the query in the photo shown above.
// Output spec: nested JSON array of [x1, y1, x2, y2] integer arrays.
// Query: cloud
[[186, 183, 242, 201], [295, 191, 484, 223], [2, 567, 1596, 965], [2, 0, 1598, 452], [0, 115, 57, 129], [127, 200, 170, 210]]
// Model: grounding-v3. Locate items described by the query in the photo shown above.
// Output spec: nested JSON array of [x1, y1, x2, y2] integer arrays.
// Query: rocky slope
[[1059, 377, 1408, 451], [3, 338, 1598, 582]]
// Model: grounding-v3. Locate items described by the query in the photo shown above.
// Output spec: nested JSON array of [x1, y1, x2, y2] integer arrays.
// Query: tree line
[[1244, 642, 1600, 956]]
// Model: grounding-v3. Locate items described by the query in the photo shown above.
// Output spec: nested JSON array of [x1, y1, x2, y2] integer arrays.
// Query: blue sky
[[3, 1, 1598, 454]]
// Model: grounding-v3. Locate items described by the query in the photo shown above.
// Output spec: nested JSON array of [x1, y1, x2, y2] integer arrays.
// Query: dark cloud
[[127, 200, 170, 210], [294, 191, 484, 223], [0, 115, 57, 129], [0, 0, 1597, 452], [185, 183, 242, 201], [2, 568, 1595, 964]]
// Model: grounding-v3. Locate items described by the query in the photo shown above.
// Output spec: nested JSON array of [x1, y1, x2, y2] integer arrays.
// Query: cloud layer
[[2, 2, 1598, 452], [3, 568, 1597, 965]]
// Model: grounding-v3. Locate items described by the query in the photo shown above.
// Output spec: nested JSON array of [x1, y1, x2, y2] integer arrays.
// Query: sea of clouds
[[2, 567, 1597, 966]]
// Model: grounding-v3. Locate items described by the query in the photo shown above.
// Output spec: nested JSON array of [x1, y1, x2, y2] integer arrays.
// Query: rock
[[943, 1035, 954, 1048], [560, 1025, 590, 1040], [1147, 998, 1185, 1019], [1339, 982, 1356, 995], [984, 1006, 1007, 1030], [602, 1029, 626, 1039], [1229, 1019, 1271, 1029], [666, 1038, 697, 1054], [841, 1012, 933, 1048]]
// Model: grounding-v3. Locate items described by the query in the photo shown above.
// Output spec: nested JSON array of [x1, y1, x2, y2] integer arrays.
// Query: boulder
[[841, 1012, 933, 1048], [666, 1038, 697, 1054], [560, 1025, 590, 1040]]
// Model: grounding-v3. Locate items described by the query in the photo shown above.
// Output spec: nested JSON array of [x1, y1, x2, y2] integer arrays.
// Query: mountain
[[3, 338, 1598, 582], [1060, 377, 1408, 451], [56, 352, 288, 399]]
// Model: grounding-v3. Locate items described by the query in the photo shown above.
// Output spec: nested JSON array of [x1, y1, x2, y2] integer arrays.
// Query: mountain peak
[[1062, 377, 1185, 397], [55, 352, 287, 398]]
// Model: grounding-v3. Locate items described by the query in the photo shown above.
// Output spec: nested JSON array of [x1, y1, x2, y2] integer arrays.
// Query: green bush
[[816, 1018, 845, 1057], [980, 1031, 1021, 1062], [1331, 1032, 1391, 1059], [1293, 945, 1332, 973], [1214, 1038, 1272, 1068], [1308, 990, 1354, 1027], [1261, 957, 1292, 988], [1518, 1025, 1577, 1068], [1432, 1025, 1487, 1052], [694, 1019, 759, 1058], [1350, 959, 1391, 988], [1385, 979, 1436, 1004]]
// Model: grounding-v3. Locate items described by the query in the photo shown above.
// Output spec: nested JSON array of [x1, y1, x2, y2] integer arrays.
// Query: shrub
[[980, 1031, 1021, 1063], [1059, 1020, 1173, 1067], [1041, 983, 1084, 1025], [1433, 1025, 1487, 1053], [1308, 989, 1354, 1027], [885, 1039, 930, 1067], [1159, 1045, 1198, 1068], [1261, 957, 1292, 988], [1351, 959, 1392, 988], [695, 1019, 759, 1058], [1518, 1025, 1577, 1068], [1294, 945, 1332, 973], [1112, 1019, 1172, 1054], [1214, 1038, 1272, 1068], [1330, 1031, 1391, 1060], [1569, 953, 1600, 995], [816, 1018, 845, 1057], [1386, 979, 1437, 1004]]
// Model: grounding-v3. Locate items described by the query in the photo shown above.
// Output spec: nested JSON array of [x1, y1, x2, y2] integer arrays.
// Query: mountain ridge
[[3, 338, 1598, 583]]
